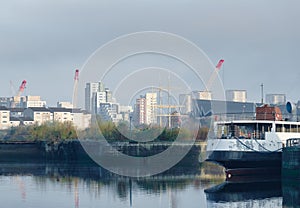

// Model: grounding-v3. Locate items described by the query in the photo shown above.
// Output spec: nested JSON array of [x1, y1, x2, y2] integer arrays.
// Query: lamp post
[[129, 114, 132, 139]]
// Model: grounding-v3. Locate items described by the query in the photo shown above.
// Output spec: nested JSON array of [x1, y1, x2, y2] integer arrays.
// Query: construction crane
[[206, 59, 224, 91], [155, 75, 184, 127], [17, 80, 27, 97], [11, 80, 27, 108], [73, 69, 79, 108]]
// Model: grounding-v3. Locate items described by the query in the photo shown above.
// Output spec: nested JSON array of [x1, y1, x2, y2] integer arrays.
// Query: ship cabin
[[215, 120, 300, 140]]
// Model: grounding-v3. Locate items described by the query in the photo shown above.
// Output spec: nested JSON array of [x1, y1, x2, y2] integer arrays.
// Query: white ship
[[206, 104, 300, 179]]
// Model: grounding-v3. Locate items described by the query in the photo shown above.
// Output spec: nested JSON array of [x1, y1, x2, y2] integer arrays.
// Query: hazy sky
[[1, 0, 300, 106]]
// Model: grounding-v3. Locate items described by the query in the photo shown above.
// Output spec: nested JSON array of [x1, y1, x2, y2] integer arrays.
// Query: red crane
[[11, 80, 27, 108], [16, 80, 27, 97], [206, 59, 224, 91]]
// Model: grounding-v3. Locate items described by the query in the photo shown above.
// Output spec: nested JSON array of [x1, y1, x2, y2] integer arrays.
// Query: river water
[[0, 162, 298, 208]]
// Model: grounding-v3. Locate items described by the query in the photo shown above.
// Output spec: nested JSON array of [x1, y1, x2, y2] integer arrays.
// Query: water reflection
[[205, 181, 282, 208], [0, 162, 223, 208], [0, 162, 299, 208]]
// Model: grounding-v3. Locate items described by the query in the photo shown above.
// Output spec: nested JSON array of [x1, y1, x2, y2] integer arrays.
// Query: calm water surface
[[0, 163, 298, 208]]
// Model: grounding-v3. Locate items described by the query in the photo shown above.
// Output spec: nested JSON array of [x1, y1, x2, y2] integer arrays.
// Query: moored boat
[[206, 104, 300, 180]]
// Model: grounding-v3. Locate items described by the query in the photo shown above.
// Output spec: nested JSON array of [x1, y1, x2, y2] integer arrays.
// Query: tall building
[[92, 91, 107, 114], [179, 94, 192, 114], [266, 94, 286, 105], [145, 93, 157, 124], [134, 93, 157, 125], [226, 90, 247, 102], [134, 96, 146, 125], [85, 82, 106, 113]]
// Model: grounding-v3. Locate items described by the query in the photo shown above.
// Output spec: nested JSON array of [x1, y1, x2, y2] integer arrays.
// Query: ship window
[[291, 125, 298, 132], [216, 123, 269, 139], [276, 124, 283, 132], [284, 124, 291, 132]]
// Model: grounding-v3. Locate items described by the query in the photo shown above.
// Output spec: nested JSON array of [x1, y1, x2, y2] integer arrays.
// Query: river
[[0, 162, 298, 208]]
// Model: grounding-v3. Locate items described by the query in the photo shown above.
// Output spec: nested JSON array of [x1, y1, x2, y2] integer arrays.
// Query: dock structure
[[282, 138, 300, 180]]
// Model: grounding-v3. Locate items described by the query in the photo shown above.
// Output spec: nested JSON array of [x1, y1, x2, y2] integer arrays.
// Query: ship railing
[[286, 138, 300, 147]]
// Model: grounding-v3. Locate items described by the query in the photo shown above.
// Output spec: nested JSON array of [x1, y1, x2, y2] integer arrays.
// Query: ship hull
[[206, 150, 282, 180]]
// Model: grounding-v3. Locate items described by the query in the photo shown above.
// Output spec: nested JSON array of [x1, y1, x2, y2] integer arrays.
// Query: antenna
[[73, 69, 79, 108], [261, 83, 264, 104]]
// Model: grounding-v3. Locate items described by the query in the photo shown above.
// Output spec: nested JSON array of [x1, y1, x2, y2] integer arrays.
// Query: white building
[[50, 107, 91, 130], [72, 109, 91, 130], [134, 93, 157, 125], [145, 93, 157, 124], [134, 96, 146, 125], [192, 91, 212, 100], [9, 117, 34, 127], [266, 94, 286, 105], [49, 107, 73, 123], [0, 106, 10, 129], [21, 96, 46, 108], [226, 90, 247, 102], [57, 101, 74, 109], [92, 91, 107, 114]]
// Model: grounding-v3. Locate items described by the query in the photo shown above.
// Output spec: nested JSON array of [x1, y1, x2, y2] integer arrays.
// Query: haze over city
[[1, 0, 300, 106]]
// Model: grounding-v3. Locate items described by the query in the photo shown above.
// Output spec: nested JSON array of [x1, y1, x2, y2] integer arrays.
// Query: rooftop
[[48, 107, 73, 113], [27, 107, 50, 112]]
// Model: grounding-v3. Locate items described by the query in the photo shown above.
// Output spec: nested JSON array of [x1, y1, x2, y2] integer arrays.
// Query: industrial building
[[226, 90, 247, 103], [266, 94, 286, 105], [194, 99, 256, 121]]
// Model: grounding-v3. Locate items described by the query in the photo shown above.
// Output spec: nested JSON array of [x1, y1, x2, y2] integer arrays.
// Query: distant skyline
[[1, 0, 300, 107]]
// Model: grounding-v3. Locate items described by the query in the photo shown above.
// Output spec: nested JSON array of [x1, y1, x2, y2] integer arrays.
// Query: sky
[[1, 0, 300, 107]]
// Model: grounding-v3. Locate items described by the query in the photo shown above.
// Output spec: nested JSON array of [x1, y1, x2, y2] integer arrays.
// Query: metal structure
[[206, 59, 224, 91], [73, 69, 79, 108], [11, 80, 27, 108]]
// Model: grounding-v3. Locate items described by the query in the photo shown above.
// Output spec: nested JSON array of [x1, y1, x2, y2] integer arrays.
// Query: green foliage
[[2, 118, 206, 143], [81, 117, 194, 143], [4, 121, 77, 142]]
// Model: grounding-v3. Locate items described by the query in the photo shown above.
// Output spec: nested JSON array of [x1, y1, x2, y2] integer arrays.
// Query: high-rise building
[[145, 93, 157, 124], [85, 82, 100, 113], [179, 94, 192, 114], [85, 82, 107, 113], [226, 90, 247, 102], [134, 96, 146, 125], [134, 93, 157, 125], [266, 94, 286, 105]]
